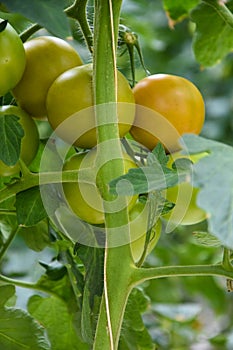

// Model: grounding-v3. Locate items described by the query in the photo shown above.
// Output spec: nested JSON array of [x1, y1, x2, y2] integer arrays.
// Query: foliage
[[0, 0, 233, 349]]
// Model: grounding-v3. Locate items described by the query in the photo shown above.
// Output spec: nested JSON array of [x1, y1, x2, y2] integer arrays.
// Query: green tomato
[[46, 63, 135, 149], [63, 148, 138, 224], [12, 36, 83, 119], [0, 105, 39, 176], [163, 151, 208, 226], [129, 201, 162, 263], [0, 19, 26, 96]]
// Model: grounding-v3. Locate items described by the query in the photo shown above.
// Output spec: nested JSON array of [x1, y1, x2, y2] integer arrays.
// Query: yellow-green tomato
[[129, 201, 162, 263], [12, 36, 83, 119], [0, 19, 26, 96], [46, 64, 135, 148], [0, 105, 39, 176], [63, 148, 138, 224], [163, 151, 208, 226]]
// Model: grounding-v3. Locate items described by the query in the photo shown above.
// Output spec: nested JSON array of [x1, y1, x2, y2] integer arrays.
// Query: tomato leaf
[[19, 220, 51, 252], [109, 159, 189, 196], [182, 134, 233, 248], [193, 231, 222, 247], [1, 0, 71, 38], [16, 187, 47, 226], [75, 244, 104, 344], [0, 285, 15, 308], [28, 295, 88, 350], [0, 114, 24, 166], [0, 307, 50, 349], [190, 0, 233, 66], [163, 0, 200, 21], [119, 287, 155, 349]]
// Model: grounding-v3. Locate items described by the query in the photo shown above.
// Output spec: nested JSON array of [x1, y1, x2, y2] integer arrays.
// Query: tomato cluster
[[0, 21, 207, 261]]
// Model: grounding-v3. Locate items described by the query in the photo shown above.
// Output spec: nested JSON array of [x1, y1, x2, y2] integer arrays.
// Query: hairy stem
[[133, 263, 233, 284]]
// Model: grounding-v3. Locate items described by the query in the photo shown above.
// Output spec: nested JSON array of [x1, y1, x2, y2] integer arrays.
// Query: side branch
[[133, 264, 233, 285]]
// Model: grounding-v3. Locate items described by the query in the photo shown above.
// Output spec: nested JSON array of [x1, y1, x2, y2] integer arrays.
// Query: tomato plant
[[130, 74, 205, 152], [63, 147, 138, 224], [12, 36, 83, 119], [0, 105, 39, 176], [0, 1, 233, 350], [46, 63, 135, 148], [0, 19, 26, 96]]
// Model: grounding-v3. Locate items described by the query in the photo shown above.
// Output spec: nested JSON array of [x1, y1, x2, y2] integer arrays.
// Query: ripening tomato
[[163, 151, 208, 226], [46, 63, 135, 149], [63, 148, 138, 224], [0, 105, 39, 176], [130, 74, 205, 153], [12, 36, 83, 119], [129, 201, 162, 263], [0, 19, 26, 96]]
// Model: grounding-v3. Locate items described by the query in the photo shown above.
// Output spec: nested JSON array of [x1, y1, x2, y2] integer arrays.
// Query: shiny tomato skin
[[130, 74, 205, 153], [0, 19, 26, 96], [63, 148, 138, 225], [12, 36, 83, 119], [46, 64, 135, 149], [0, 105, 39, 176]]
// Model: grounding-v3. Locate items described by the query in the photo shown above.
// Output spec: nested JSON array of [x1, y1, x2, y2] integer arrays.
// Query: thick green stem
[[92, 1, 137, 349], [0, 169, 79, 204], [133, 264, 233, 284]]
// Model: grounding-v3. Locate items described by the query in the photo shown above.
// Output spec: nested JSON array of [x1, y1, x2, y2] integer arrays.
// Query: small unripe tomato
[[129, 201, 162, 263], [0, 105, 39, 176], [0, 19, 26, 96], [163, 151, 208, 226], [130, 74, 205, 153], [12, 36, 83, 119], [63, 148, 138, 224], [46, 64, 135, 149]]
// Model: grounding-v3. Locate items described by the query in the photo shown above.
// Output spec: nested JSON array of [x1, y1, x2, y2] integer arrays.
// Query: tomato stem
[[134, 263, 233, 285]]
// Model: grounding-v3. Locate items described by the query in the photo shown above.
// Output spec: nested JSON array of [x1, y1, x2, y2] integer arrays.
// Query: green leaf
[[150, 142, 169, 167], [0, 307, 49, 350], [163, 0, 200, 21], [0, 285, 15, 308], [75, 244, 104, 344], [19, 220, 51, 252], [120, 287, 154, 350], [182, 134, 233, 248], [191, 0, 233, 66], [0, 115, 24, 166], [35, 273, 76, 305], [28, 295, 88, 350], [152, 302, 201, 323], [193, 231, 222, 247], [109, 163, 186, 196], [16, 187, 47, 226], [1, 0, 71, 38]]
